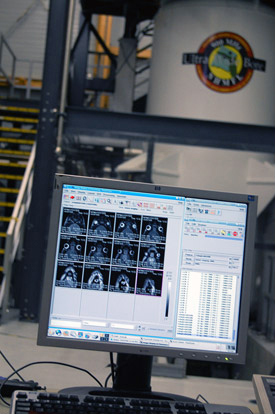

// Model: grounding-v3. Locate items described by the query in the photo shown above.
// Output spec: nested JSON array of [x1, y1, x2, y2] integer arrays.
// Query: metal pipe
[[0, 34, 3, 66], [26, 60, 33, 99], [56, 0, 76, 153]]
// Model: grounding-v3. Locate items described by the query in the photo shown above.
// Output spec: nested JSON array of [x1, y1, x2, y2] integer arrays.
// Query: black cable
[[104, 353, 116, 388], [0, 360, 104, 407], [0, 350, 25, 382], [196, 393, 209, 404], [110, 352, 115, 385], [104, 372, 113, 388]]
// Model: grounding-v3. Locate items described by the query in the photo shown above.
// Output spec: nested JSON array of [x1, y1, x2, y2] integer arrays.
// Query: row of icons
[[49, 328, 103, 340], [64, 193, 174, 211], [184, 222, 243, 238], [186, 204, 222, 216]]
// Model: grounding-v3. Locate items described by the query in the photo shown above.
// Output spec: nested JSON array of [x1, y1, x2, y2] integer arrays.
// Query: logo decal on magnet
[[182, 32, 266, 93]]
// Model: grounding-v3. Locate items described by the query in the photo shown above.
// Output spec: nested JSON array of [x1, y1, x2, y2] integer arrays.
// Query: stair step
[[0, 137, 35, 145], [0, 201, 16, 207], [0, 100, 38, 279], [0, 105, 39, 114], [0, 126, 37, 134], [0, 174, 23, 180], [0, 149, 31, 156], [0, 188, 19, 194], [0, 216, 18, 223], [0, 115, 38, 123], [0, 216, 17, 222], [0, 161, 27, 168]]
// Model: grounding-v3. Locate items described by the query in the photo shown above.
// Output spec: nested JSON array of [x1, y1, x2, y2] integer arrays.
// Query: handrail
[[0, 143, 36, 323], [0, 33, 16, 89], [14, 58, 43, 99], [0, 32, 42, 98], [0, 35, 16, 60]]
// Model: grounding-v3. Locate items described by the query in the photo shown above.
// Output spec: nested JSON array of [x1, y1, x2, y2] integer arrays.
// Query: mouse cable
[[105, 352, 134, 388], [196, 394, 209, 404], [104, 352, 116, 388], [109, 352, 115, 385], [0, 360, 104, 407], [104, 372, 112, 388], [0, 350, 25, 382]]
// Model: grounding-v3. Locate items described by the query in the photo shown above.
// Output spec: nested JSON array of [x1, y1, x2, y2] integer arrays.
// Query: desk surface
[[152, 376, 258, 413], [0, 376, 258, 414], [0, 320, 259, 414]]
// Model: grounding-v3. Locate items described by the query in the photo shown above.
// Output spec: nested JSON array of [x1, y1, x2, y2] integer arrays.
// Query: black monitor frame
[[37, 174, 257, 382]]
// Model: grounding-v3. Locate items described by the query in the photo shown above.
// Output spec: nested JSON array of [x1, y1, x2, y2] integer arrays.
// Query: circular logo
[[196, 32, 254, 93]]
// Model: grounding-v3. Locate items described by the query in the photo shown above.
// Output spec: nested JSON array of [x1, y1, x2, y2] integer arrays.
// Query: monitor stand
[[59, 353, 195, 402]]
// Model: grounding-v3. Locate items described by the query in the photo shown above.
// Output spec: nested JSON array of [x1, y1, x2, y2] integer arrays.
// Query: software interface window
[[48, 184, 247, 357]]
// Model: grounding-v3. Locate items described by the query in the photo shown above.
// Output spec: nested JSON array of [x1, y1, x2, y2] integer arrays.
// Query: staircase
[[0, 100, 39, 315]]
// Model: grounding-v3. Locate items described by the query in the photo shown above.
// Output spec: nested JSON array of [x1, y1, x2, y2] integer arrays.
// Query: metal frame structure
[[16, 0, 275, 321], [17, 0, 71, 320], [64, 108, 275, 153]]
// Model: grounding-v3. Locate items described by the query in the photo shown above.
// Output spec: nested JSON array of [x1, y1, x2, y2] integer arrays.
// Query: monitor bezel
[[37, 173, 257, 365]]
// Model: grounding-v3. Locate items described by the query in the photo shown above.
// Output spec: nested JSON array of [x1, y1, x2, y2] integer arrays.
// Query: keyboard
[[253, 374, 275, 414], [9, 390, 253, 414]]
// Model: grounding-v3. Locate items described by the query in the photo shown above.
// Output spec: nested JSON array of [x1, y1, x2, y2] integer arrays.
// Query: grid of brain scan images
[[55, 207, 167, 297]]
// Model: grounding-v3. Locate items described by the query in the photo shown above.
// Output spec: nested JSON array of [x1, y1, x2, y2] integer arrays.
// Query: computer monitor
[[37, 173, 257, 397]]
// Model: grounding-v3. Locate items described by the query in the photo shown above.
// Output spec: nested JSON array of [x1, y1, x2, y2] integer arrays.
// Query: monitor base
[[59, 354, 195, 402], [58, 386, 196, 402]]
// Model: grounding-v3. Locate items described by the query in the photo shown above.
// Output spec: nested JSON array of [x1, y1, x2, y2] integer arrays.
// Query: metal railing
[[0, 143, 36, 323], [0, 33, 42, 99], [0, 33, 16, 88]]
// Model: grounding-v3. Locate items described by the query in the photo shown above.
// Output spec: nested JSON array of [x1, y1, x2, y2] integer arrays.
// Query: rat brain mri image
[[89, 211, 115, 238], [60, 266, 78, 287], [61, 208, 88, 234], [55, 262, 83, 289], [115, 273, 131, 293], [109, 266, 136, 294], [139, 243, 165, 269], [83, 264, 110, 291], [112, 240, 138, 267], [142, 247, 159, 267], [141, 216, 167, 243], [58, 235, 85, 261], [87, 269, 105, 290], [142, 278, 156, 295], [86, 238, 112, 264], [115, 214, 141, 240], [56, 202, 169, 302], [136, 269, 163, 296]]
